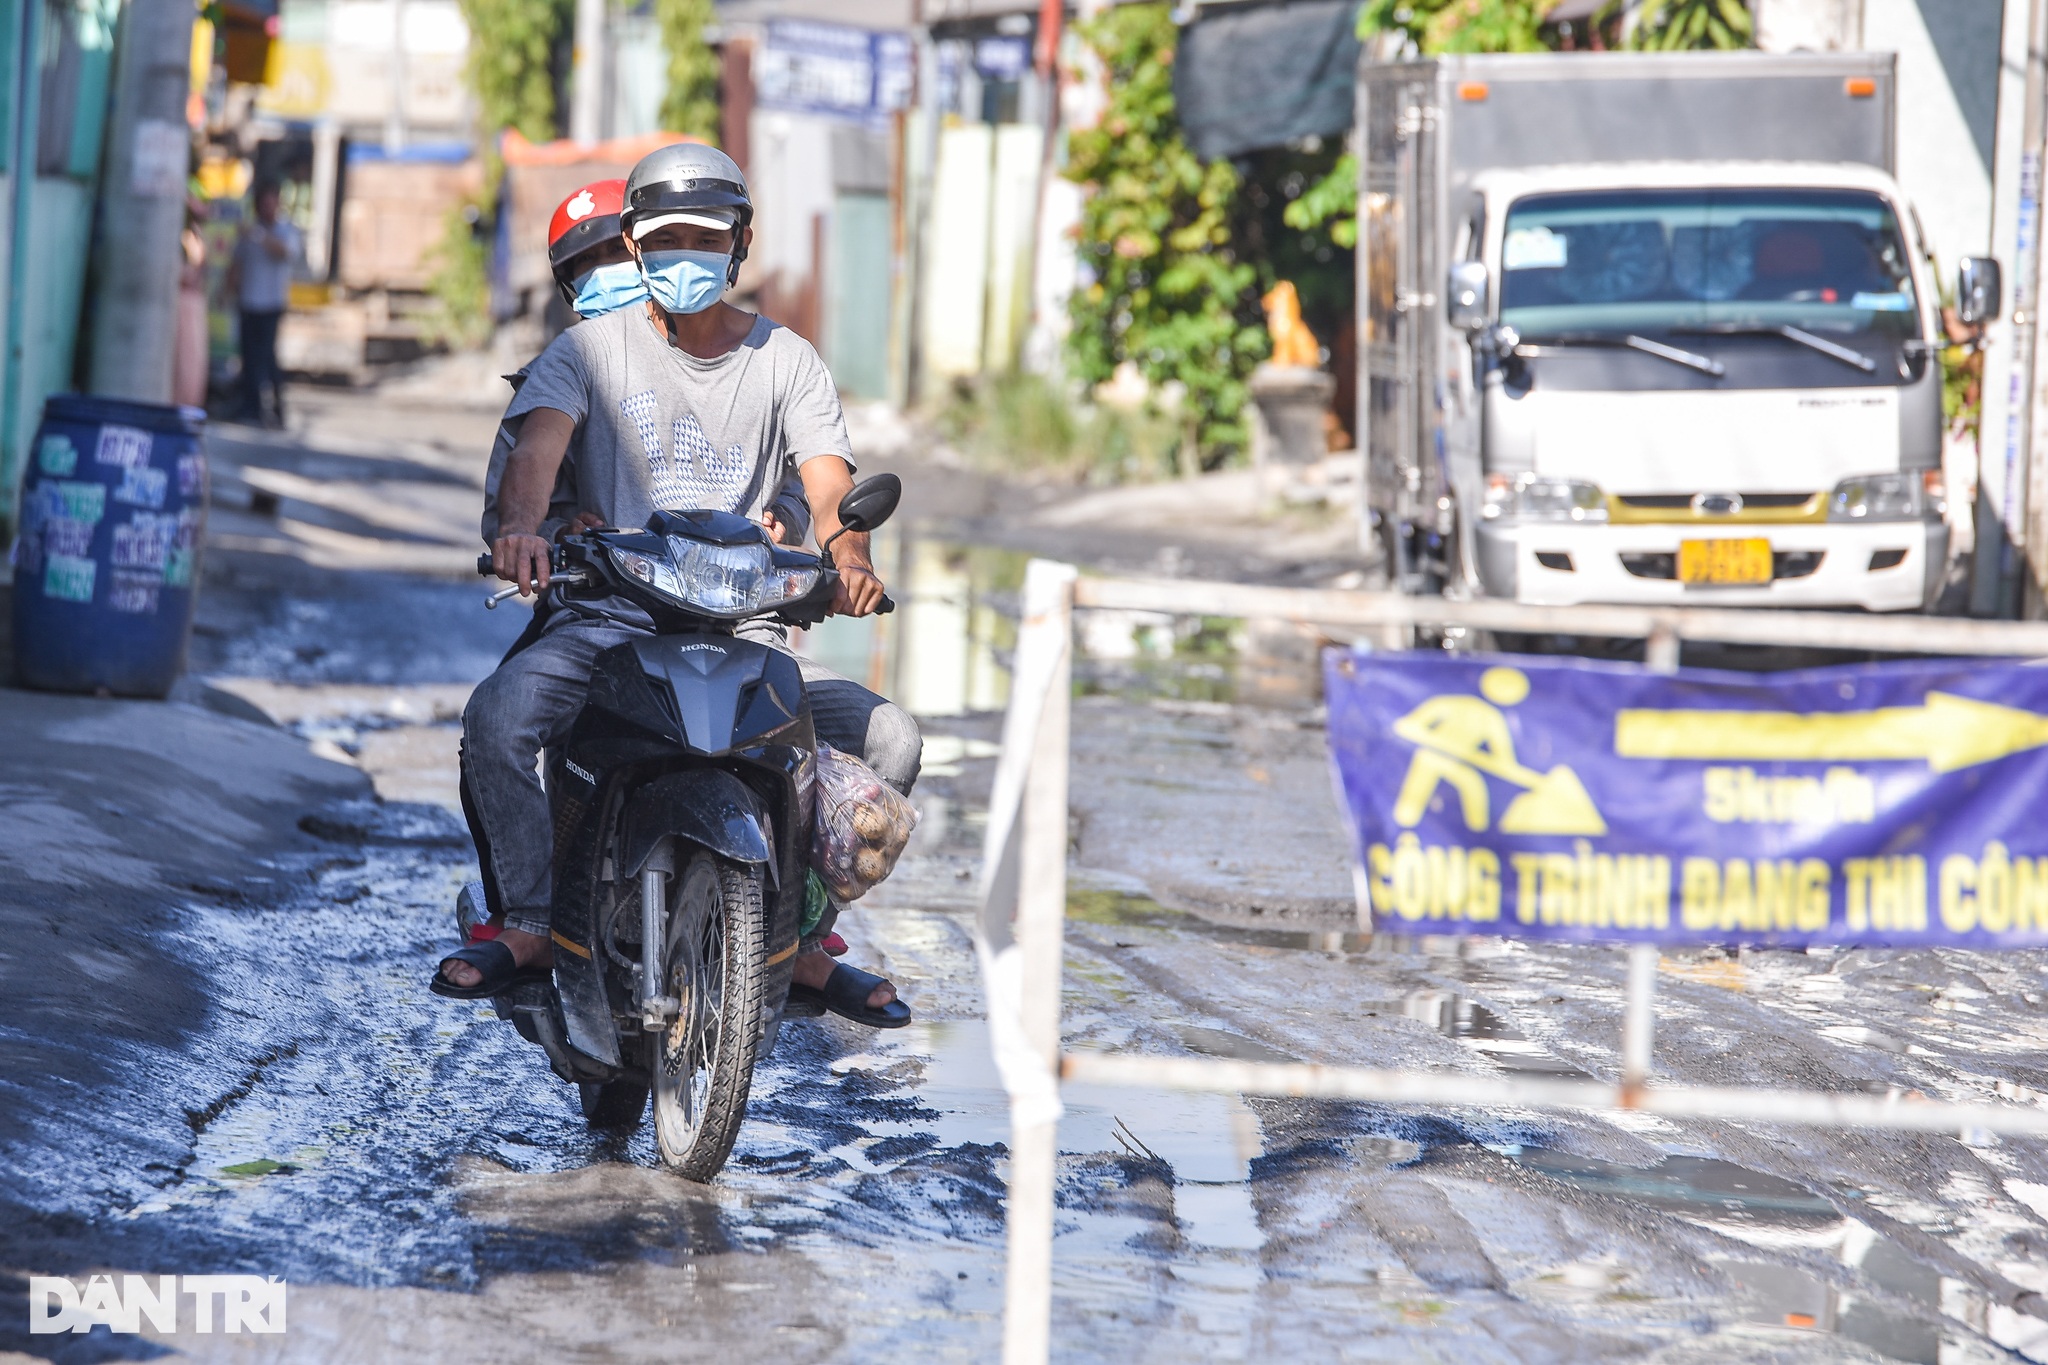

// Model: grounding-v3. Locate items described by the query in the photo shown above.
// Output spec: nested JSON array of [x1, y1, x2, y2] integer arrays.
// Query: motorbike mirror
[[835, 473, 901, 535]]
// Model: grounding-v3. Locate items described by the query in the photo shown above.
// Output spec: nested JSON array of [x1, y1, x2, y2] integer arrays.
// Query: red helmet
[[547, 179, 627, 276]]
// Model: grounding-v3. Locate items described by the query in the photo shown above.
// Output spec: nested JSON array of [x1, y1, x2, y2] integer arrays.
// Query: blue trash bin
[[11, 395, 208, 697]]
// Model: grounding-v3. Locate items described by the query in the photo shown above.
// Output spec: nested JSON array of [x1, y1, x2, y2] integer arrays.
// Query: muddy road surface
[[6, 383, 2048, 1363]]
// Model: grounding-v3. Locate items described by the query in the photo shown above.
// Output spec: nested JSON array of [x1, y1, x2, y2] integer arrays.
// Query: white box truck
[[1356, 51, 2000, 612]]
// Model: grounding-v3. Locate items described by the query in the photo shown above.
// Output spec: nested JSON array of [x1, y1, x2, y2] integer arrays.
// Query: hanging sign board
[[755, 20, 912, 130], [1325, 651, 2048, 948]]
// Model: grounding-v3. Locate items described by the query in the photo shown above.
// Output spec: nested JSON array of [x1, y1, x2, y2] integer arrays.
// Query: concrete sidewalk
[[0, 684, 368, 1226]]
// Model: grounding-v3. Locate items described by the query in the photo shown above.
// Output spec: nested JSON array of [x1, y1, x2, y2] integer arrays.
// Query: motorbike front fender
[[617, 768, 775, 884]]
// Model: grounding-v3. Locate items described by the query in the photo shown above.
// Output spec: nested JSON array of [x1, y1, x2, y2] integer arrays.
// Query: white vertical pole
[[1644, 621, 1680, 674], [1000, 560, 1075, 1365], [385, 0, 409, 154], [570, 0, 607, 146], [307, 120, 341, 279], [1621, 943, 1657, 1093], [1627, 613, 1675, 1094]]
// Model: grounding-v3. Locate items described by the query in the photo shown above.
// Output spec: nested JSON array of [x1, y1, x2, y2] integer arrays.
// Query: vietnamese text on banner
[[1324, 650, 2048, 947]]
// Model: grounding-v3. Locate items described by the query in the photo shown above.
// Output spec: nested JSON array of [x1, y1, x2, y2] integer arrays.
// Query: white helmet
[[623, 143, 753, 284]]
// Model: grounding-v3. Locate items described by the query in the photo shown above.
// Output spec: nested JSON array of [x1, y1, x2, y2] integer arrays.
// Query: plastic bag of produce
[[811, 742, 919, 902]]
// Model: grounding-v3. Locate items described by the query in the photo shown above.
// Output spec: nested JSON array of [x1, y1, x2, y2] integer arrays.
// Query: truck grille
[[1616, 492, 1818, 510], [1610, 491, 1825, 524]]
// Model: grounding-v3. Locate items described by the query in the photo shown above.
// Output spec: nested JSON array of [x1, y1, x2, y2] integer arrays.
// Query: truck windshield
[[1498, 188, 1919, 342]]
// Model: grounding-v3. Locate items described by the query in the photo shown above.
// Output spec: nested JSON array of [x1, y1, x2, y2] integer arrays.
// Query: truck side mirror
[[1445, 261, 1489, 331], [1958, 256, 2002, 326]]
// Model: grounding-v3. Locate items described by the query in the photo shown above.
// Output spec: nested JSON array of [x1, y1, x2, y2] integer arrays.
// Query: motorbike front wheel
[[649, 851, 766, 1181]]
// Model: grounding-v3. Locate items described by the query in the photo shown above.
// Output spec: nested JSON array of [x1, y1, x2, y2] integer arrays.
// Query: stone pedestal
[[1248, 363, 1336, 496]]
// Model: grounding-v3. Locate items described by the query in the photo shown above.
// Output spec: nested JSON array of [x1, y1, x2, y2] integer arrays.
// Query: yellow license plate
[[1678, 538, 1774, 585]]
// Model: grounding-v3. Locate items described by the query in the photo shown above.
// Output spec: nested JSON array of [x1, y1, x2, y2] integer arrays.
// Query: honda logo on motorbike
[[28, 1275, 286, 1335]]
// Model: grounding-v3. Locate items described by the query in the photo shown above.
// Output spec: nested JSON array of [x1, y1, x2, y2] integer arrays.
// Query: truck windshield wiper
[[1512, 331, 1726, 377], [1672, 322, 1877, 373]]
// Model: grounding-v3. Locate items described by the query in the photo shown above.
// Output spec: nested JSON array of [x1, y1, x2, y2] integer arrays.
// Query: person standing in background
[[173, 195, 210, 410], [223, 181, 300, 427]]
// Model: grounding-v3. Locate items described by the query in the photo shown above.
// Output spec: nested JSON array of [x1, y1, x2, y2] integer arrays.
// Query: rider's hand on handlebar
[[559, 512, 603, 539], [834, 564, 886, 617], [493, 533, 552, 596], [760, 509, 800, 546]]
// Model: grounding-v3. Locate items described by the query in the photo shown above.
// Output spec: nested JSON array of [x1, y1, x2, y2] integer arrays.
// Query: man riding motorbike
[[477, 179, 812, 664], [437, 145, 918, 1026]]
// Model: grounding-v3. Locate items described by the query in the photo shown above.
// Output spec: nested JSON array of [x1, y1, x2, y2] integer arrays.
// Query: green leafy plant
[[1626, 0, 1753, 49], [432, 0, 569, 348], [456, 0, 571, 145], [1282, 153, 1359, 250], [421, 204, 495, 351], [658, 0, 721, 140], [1064, 3, 1268, 470], [1361, 0, 1556, 53]]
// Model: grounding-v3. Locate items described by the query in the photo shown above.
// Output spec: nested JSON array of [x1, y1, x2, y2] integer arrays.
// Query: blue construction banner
[[1324, 650, 2048, 948]]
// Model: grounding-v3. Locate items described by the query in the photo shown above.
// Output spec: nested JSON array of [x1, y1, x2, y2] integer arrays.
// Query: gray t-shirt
[[481, 365, 811, 547], [506, 308, 853, 532]]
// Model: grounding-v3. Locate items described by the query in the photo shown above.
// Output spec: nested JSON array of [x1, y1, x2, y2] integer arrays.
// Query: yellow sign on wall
[[256, 42, 331, 119]]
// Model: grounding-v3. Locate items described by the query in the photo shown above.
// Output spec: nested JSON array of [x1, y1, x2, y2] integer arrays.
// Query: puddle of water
[[1345, 1135, 1425, 1166], [918, 735, 1002, 776], [795, 532, 1023, 717], [1067, 887, 1370, 955], [1510, 1148, 1842, 1222], [1504, 1147, 1983, 1363], [805, 1018, 1271, 1265], [1400, 990, 1590, 1078], [801, 528, 1324, 717], [1720, 1248, 1941, 1363]]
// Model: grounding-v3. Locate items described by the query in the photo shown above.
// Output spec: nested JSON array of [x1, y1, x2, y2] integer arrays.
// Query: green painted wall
[[11, 177, 95, 471], [1, 0, 122, 539], [828, 190, 893, 401]]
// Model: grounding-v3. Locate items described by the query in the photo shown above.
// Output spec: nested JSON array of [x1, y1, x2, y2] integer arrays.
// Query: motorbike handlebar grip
[[477, 553, 495, 576], [876, 594, 895, 615]]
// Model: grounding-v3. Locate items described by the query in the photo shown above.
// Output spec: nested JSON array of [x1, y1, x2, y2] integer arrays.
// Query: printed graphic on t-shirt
[[619, 390, 751, 512]]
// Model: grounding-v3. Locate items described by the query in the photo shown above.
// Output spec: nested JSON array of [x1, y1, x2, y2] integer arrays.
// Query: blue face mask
[[640, 249, 730, 315], [569, 260, 650, 317]]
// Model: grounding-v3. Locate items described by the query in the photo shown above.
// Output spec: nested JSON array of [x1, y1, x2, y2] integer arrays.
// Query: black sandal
[[786, 964, 912, 1029], [430, 940, 549, 1000]]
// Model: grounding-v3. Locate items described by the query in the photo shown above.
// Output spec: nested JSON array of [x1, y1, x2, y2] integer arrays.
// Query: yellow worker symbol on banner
[[1391, 667, 1608, 835]]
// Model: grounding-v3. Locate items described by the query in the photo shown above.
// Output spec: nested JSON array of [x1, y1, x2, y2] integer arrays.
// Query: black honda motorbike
[[474, 475, 899, 1180]]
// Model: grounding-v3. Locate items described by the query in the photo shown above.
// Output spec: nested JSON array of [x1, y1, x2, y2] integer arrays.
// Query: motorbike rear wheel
[[649, 852, 766, 1181]]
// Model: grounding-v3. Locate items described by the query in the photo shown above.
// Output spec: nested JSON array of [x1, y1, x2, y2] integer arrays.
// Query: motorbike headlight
[[610, 539, 820, 617], [1829, 470, 1943, 522], [1482, 473, 1608, 523]]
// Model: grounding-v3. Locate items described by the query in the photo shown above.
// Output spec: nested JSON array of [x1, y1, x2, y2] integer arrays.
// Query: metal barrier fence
[[972, 560, 2048, 1364]]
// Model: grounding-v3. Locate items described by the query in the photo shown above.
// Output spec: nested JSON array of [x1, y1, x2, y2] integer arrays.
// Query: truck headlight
[[1482, 473, 1608, 524], [1828, 470, 1945, 522], [611, 540, 820, 617]]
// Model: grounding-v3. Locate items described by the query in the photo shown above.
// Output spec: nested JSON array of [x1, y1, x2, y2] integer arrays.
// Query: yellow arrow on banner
[[1614, 692, 2048, 773]]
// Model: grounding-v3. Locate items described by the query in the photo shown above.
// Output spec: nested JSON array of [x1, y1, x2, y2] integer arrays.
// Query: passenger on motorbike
[[438, 145, 917, 1026]]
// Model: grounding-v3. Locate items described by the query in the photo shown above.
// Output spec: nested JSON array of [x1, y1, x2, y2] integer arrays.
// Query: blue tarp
[[1325, 649, 2048, 948]]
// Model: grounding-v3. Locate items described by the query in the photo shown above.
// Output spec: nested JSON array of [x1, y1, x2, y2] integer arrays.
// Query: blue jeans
[[460, 613, 921, 938]]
